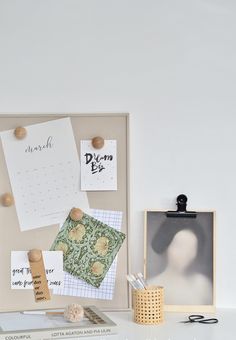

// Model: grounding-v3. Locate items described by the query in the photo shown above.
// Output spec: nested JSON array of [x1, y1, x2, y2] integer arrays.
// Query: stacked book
[[0, 306, 117, 340]]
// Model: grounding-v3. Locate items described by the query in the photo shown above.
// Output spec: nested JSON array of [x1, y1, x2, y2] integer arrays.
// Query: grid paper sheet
[[53, 209, 123, 300]]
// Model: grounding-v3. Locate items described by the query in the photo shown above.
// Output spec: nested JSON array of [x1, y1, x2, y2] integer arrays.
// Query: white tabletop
[[83, 308, 235, 340]]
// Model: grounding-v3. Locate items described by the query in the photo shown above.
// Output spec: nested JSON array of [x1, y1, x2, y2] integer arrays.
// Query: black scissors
[[180, 315, 218, 324]]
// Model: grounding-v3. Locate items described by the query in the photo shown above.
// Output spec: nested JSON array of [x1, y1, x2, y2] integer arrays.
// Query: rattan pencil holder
[[132, 286, 164, 325]]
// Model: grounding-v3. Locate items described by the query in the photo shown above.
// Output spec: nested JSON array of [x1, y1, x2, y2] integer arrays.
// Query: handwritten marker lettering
[[80, 139, 117, 191], [84, 153, 113, 174], [25, 136, 53, 153], [11, 254, 63, 290]]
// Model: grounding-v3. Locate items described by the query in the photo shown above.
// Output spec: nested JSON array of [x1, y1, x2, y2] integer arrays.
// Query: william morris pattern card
[[0, 118, 89, 231], [80, 140, 117, 191], [50, 212, 125, 288]]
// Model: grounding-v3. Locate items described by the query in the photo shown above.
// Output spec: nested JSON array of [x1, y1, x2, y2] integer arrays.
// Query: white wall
[[0, 0, 236, 307]]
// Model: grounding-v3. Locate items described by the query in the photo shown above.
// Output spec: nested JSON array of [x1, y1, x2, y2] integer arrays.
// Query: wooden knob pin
[[14, 126, 27, 140], [28, 249, 42, 262], [92, 136, 104, 149], [70, 208, 84, 221], [1, 193, 14, 207]]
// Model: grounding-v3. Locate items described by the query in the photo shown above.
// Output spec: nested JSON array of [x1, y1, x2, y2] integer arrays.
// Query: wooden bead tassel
[[1, 193, 14, 207], [64, 304, 84, 322], [46, 304, 84, 323]]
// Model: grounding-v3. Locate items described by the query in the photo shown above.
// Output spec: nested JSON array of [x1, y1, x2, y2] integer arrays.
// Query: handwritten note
[[11, 251, 64, 290], [81, 140, 117, 191], [0, 118, 89, 231]]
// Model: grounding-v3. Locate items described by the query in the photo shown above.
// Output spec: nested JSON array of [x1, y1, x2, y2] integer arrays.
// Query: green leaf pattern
[[50, 213, 125, 288]]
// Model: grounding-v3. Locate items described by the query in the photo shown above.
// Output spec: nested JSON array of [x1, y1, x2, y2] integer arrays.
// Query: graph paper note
[[53, 209, 123, 300]]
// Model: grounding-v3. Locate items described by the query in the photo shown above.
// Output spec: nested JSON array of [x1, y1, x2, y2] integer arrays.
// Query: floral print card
[[50, 212, 125, 288]]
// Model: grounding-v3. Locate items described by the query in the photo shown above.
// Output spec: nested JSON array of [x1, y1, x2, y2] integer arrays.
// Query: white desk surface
[[85, 309, 235, 340]]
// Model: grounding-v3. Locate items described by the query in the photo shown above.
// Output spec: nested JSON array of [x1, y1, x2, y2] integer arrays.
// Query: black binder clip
[[166, 194, 197, 218]]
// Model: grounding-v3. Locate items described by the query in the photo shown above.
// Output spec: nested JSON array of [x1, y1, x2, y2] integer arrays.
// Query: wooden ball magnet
[[28, 249, 42, 262], [92, 136, 104, 149], [1, 193, 14, 207], [70, 208, 83, 221], [14, 126, 27, 140]]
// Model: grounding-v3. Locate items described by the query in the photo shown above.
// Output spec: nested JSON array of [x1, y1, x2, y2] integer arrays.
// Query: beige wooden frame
[[0, 113, 131, 312], [144, 209, 216, 313]]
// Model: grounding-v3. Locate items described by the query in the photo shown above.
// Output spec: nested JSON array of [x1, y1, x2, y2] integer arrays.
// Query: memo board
[[0, 113, 130, 312]]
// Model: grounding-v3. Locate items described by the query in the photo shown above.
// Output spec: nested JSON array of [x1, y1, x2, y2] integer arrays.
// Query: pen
[[130, 274, 143, 289], [136, 272, 148, 289], [22, 311, 63, 316], [127, 273, 147, 290], [127, 275, 139, 289]]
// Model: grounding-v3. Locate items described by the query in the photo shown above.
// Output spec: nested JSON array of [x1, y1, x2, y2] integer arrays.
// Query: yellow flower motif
[[94, 237, 109, 256], [68, 224, 86, 242], [55, 241, 68, 255], [91, 261, 105, 276]]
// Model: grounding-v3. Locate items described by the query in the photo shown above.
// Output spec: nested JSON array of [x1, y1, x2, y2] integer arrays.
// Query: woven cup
[[132, 285, 164, 325]]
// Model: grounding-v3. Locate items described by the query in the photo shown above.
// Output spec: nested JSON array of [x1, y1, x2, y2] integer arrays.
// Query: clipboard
[[144, 195, 216, 313]]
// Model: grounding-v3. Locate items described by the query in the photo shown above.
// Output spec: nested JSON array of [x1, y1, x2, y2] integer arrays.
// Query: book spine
[[0, 326, 117, 340]]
